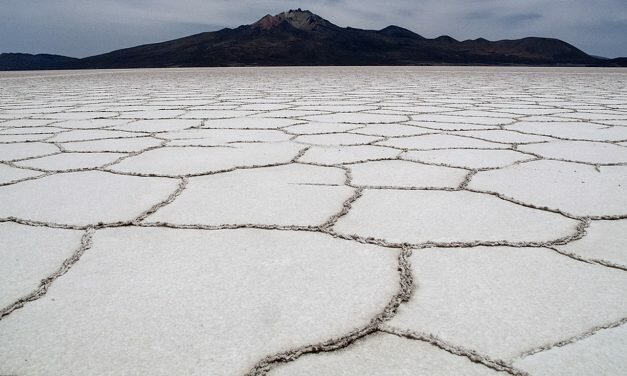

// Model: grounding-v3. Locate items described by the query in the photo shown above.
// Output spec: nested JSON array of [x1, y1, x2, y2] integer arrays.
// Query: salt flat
[[0, 67, 626, 375]]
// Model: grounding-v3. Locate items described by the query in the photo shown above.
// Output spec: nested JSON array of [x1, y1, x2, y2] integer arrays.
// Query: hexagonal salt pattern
[[387, 247, 627, 360], [469, 160, 627, 217], [554, 220, 627, 269], [403, 149, 534, 169], [518, 141, 627, 164], [0, 223, 83, 308], [0, 142, 59, 161], [61, 136, 164, 152], [348, 160, 467, 188], [270, 333, 501, 376], [107, 143, 303, 176], [147, 164, 354, 226], [378, 134, 507, 150], [333, 189, 579, 245], [513, 324, 627, 376], [303, 113, 408, 124], [298, 145, 399, 165], [0, 164, 42, 185], [1, 67, 627, 375], [15, 152, 125, 171], [0, 171, 180, 226], [508, 121, 627, 141], [295, 133, 382, 146], [284, 122, 361, 135], [0, 228, 399, 375], [165, 128, 291, 145]]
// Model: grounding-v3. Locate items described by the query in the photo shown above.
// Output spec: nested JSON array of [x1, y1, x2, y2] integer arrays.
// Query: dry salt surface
[[1, 67, 626, 376]]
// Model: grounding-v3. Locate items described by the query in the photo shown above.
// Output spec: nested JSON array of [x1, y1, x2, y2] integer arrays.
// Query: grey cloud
[[501, 13, 542, 25], [464, 11, 542, 26]]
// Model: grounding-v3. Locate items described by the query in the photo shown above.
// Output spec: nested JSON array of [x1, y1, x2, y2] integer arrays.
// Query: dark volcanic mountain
[[2, 9, 626, 70], [0, 53, 78, 71]]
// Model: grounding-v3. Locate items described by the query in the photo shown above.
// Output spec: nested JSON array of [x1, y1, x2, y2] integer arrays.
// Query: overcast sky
[[1, 0, 626, 58]]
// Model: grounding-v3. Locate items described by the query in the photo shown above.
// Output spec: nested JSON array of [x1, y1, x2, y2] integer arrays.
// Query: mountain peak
[[378, 25, 424, 39], [252, 9, 338, 32]]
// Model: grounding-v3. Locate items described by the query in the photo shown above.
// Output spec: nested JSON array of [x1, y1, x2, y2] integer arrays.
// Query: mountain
[[2, 9, 626, 70], [0, 53, 78, 71]]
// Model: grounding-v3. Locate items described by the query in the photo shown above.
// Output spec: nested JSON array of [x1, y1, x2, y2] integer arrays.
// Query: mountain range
[[2, 9, 626, 70]]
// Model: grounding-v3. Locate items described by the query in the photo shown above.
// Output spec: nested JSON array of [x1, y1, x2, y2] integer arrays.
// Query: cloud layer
[[1, 0, 625, 58]]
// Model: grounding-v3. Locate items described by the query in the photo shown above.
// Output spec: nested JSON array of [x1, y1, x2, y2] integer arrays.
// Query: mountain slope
[[0, 53, 79, 71], [2, 9, 625, 70]]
